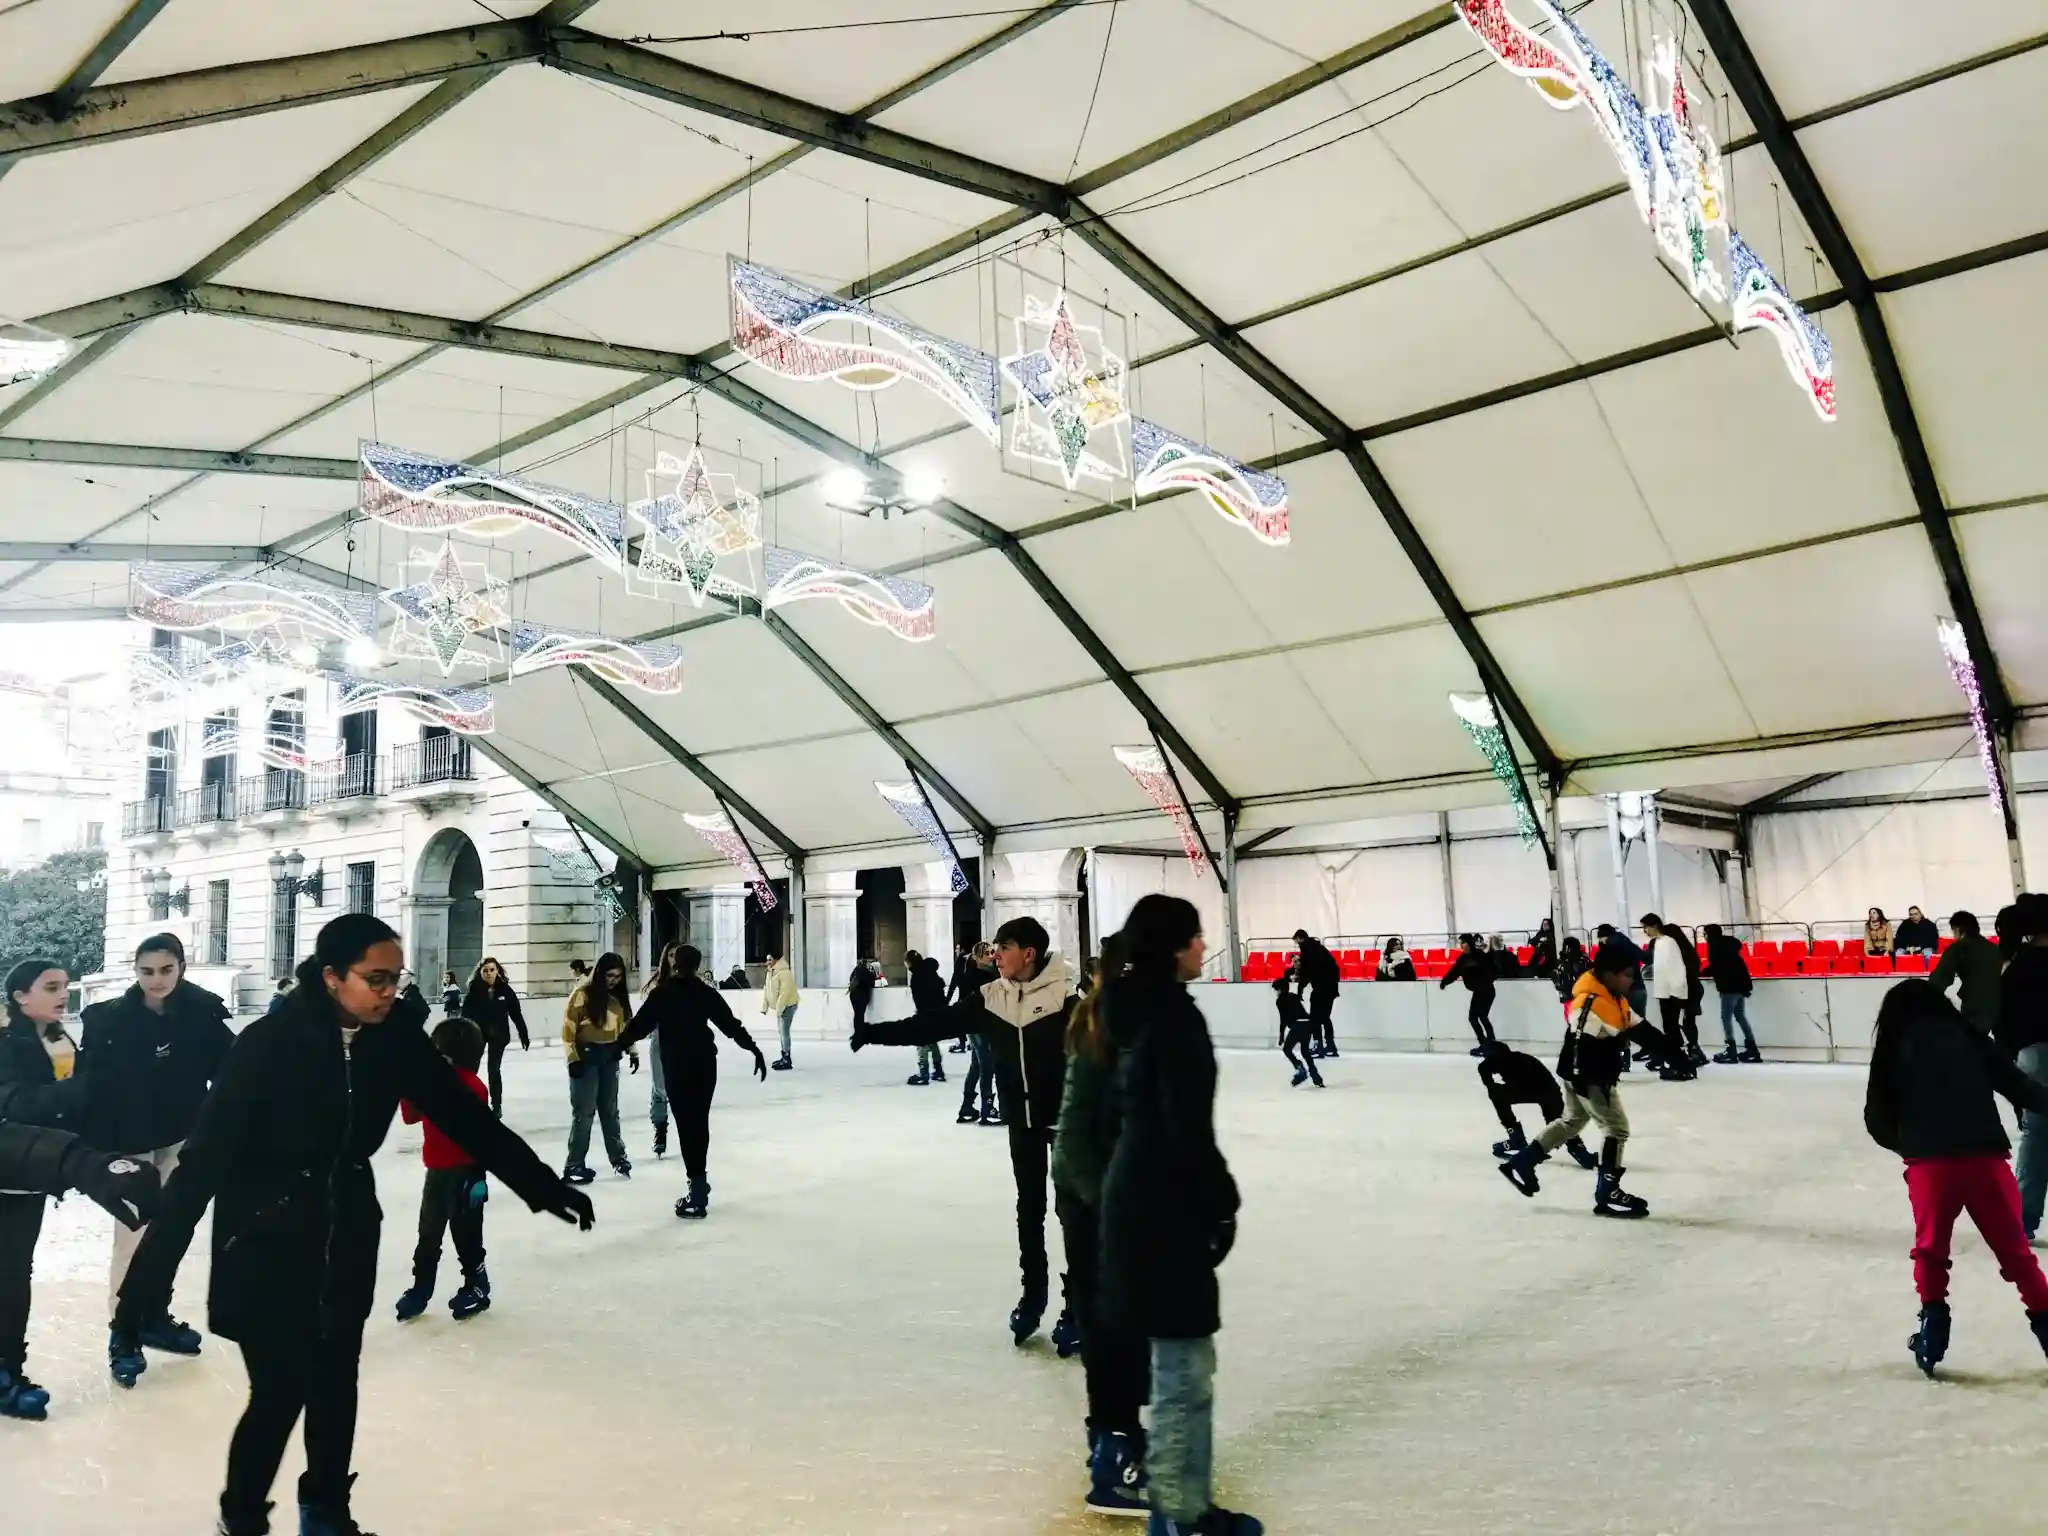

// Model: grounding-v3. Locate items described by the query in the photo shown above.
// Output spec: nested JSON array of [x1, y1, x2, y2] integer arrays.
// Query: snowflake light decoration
[[381, 542, 508, 675], [1001, 290, 1130, 490], [729, 259, 1001, 442], [1115, 743, 1208, 873], [877, 779, 968, 895], [357, 441, 626, 569], [1937, 618, 2004, 816], [1450, 692, 1540, 845], [510, 621, 684, 694], [330, 671, 495, 735], [684, 810, 778, 912], [1, 317, 74, 387], [626, 445, 762, 606], [1130, 418, 1290, 545], [760, 545, 935, 642]]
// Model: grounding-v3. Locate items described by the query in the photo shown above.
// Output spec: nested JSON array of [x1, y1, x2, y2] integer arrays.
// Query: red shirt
[[400, 1067, 488, 1170]]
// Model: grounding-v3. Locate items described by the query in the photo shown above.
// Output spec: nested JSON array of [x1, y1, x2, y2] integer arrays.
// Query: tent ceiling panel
[[869, 0, 1436, 185], [543, 760, 723, 870], [0, 0, 135, 101], [1477, 577, 1761, 759], [1680, 526, 1964, 737], [694, 729, 949, 851], [101, 476, 357, 548], [1, 88, 443, 321], [1723, 0, 2046, 121], [877, 423, 1106, 535], [0, 462, 192, 538], [900, 681, 1152, 828], [98, 0, 548, 84], [1138, 652, 1372, 797], [1569, 724, 1983, 799], [1797, 48, 2048, 279], [1955, 504, 2048, 707], [1123, 344, 1321, 470], [1243, 246, 1572, 428], [0, 564, 132, 615], [1881, 250, 2048, 508]]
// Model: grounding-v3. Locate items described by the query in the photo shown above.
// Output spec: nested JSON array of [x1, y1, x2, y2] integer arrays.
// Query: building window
[[84, 821, 104, 848], [19, 819, 39, 857], [271, 887, 299, 983], [347, 861, 375, 916], [205, 879, 230, 965]]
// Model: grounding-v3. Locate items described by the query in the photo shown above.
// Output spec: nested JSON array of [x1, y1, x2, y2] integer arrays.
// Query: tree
[[0, 846, 108, 979]]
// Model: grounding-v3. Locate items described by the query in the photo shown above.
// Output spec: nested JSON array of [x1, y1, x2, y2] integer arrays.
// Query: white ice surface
[[4, 1045, 2044, 1534]]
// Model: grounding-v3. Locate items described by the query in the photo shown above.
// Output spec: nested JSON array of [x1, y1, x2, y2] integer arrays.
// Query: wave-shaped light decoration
[[129, 564, 377, 645], [684, 810, 778, 912], [1728, 233, 1836, 421], [510, 620, 684, 694], [1131, 418, 1290, 545], [538, 838, 627, 921], [730, 259, 1001, 443], [1115, 743, 1208, 873], [877, 779, 968, 895], [328, 671, 494, 735], [1937, 618, 2004, 817], [761, 545, 935, 642], [358, 441, 626, 568]]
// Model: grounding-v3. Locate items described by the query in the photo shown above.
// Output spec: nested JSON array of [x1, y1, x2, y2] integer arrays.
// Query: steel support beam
[[465, 736, 652, 879], [0, 542, 271, 561], [0, 0, 174, 189], [1742, 773, 1839, 814], [1688, 0, 2013, 732], [572, 673, 805, 863], [0, 437, 353, 477]]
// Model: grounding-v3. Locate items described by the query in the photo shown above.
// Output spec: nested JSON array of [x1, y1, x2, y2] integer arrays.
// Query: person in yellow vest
[[1498, 945, 1677, 1217], [761, 949, 799, 1071]]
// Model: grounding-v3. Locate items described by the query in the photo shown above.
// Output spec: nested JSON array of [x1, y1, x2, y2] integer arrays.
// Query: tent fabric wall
[[1087, 851, 1227, 957]]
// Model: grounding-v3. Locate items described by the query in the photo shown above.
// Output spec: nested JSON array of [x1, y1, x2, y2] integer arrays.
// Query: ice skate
[[1468, 1045, 1486, 1057], [1712, 1046, 1742, 1064], [1592, 1164, 1649, 1219], [948, 1040, 968, 1053], [1323, 1044, 1340, 1059], [449, 1273, 491, 1321], [1309, 1069, 1326, 1088], [771, 1054, 792, 1071], [138, 1312, 202, 1355], [1050, 1308, 1081, 1358], [1147, 1508, 1264, 1535], [1010, 1294, 1046, 1346], [957, 1102, 981, 1123], [0, 1365, 49, 1421], [1085, 1428, 1148, 1517], [653, 1119, 669, 1158], [931, 1063, 946, 1083], [1911, 1300, 1951, 1377], [2026, 1308, 2048, 1362], [393, 1281, 433, 1322], [675, 1178, 710, 1219], [562, 1162, 595, 1186], [1492, 1126, 1528, 1160], [980, 1105, 1003, 1125], [612, 1157, 633, 1179], [907, 1068, 929, 1086], [107, 1326, 147, 1388], [1498, 1141, 1547, 1197], [1290, 1066, 1309, 1088], [299, 1481, 377, 1536], [1738, 1045, 1762, 1063], [1688, 1044, 1710, 1069], [1564, 1136, 1600, 1170]]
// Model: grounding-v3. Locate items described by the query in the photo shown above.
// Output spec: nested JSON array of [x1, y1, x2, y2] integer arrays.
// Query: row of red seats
[[1244, 946, 1537, 983], [1245, 939, 1969, 983]]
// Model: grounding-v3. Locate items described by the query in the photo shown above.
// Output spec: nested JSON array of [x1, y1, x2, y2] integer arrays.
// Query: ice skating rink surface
[[7, 1044, 2046, 1534]]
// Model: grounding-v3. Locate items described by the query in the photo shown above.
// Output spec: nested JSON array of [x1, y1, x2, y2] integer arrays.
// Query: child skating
[[396, 1017, 494, 1321], [1863, 978, 2048, 1377], [1273, 975, 1324, 1088], [1475, 1040, 1595, 1168]]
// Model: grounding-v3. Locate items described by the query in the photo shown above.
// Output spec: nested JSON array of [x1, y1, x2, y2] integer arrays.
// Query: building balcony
[[309, 753, 382, 815], [388, 737, 481, 803], [121, 796, 172, 843], [173, 781, 236, 838], [236, 770, 308, 824]]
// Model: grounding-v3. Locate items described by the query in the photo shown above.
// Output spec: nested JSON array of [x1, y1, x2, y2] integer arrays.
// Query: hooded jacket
[[623, 973, 761, 1080], [1868, 997, 2048, 1159], [860, 954, 1075, 1130], [760, 958, 799, 1015], [0, 1016, 82, 1129], [1441, 948, 1497, 997], [909, 955, 948, 1013], [1999, 945, 2048, 1058], [1294, 937, 1339, 994], [462, 974, 528, 1049], [1098, 971, 1238, 1339], [76, 978, 234, 1154], [1705, 934, 1752, 996], [115, 985, 564, 1343], [1931, 934, 2001, 1036]]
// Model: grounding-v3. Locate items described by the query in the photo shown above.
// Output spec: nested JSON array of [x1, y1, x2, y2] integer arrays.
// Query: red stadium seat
[[1360, 949, 1381, 971], [1752, 942, 1781, 963], [1781, 940, 1811, 961], [1800, 957, 1833, 976], [1338, 959, 1370, 982], [1830, 955, 1863, 975], [1894, 953, 1929, 974], [1863, 955, 1894, 975], [1516, 946, 1535, 966], [1813, 939, 1843, 959]]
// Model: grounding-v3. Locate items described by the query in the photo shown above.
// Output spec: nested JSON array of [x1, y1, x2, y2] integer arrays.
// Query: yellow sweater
[[561, 985, 634, 1064]]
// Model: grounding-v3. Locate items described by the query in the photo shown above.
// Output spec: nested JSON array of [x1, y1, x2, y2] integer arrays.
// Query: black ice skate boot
[[107, 1325, 147, 1388], [1010, 1292, 1047, 1346], [1491, 1125, 1529, 1161], [394, 1277, 434, 1322], [931, 1061, 946, 1084], [1738, 1044, 1762, 1063], [1592, 1144, 1649, 1218], [450, 1269, 491, 1321], [563, 1161, 595, 1186], [300, 1475, 377, 1535], [907, 1067, 930, 1086], [2026, 1308, 2048, 1365], [1086, 1428, 1149, 1516], [612, 1156, 633, 1180], [1498, 1141, 1548, 1196], [674, 1178, 710, 1219], [139, 1311, 202, 1355], [1148, 1509, 1264, 1535], [1912, 1301, 1952, 1377], [0, 1362, 49, 1421], [653, 1119, 669, 1158], [1051, 1308, 1082, 1359], [1290, 1066, 1309, 1088], [1564, 1136, 1600, 1170], [1712, 1046, 1742, 1064]]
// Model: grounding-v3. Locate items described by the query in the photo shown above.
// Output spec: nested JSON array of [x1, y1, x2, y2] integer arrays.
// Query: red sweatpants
[[1905, 1154, 2048, 1310]]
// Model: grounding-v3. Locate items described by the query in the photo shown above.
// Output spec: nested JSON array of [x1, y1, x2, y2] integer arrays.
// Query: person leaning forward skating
[[852, 916, 1077, 1348], [112, 914, 594, 1536], [1475, 1039, 1597, 1169]]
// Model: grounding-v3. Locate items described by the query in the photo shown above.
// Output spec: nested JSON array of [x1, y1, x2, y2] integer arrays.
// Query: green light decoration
[[1450, 692, 1541, 845]]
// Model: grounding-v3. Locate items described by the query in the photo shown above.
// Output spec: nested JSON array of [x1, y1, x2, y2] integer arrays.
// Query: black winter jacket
[[1866, 1004, 2048, 1160], [116, 987, 565, 1344], [0, 1017, 82, 1130], [910, 956, 948, 1013], [462, 976, 528, 1049], [1706, 935, 1752, 996], [1099, 974, 1238, 1340], [0, 1119, 85, 1198], [625, 974, 760, 1081], [1478, 1042, 1559, 1106], [847, 964, 875, 1004], [1295, 938, 1339, 994], [1441, 950, 1497, 997], [1997, 946, 2048, 1059], [1893, 917, 1941, 953], [76, 980, 234, 1154]]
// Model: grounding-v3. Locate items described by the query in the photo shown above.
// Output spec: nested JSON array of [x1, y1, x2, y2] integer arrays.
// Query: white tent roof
[[1, 0, 2041, 877]]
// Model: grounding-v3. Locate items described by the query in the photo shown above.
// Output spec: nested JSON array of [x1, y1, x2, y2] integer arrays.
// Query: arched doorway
[[414, 828, 484, 986]]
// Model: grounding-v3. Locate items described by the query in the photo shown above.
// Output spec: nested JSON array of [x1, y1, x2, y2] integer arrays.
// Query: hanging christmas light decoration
[[625, 445, 762, 606], [1000, 289, 1130, 490], [357, 441, 626, 569], [876, 778, 969, 894], [129, 564, 378, 649], [683, 809, 778, 912], [1449, 692, 1541, 845], [329, 672, 495, 735], [1, 317, 75, 387], [729, 258, 1002, 443], [1937, 618, 2005, 816], [1115, 743, 1208, 873], [1130, 417, 1290, 545], [760, 545, 935, 642], [380, 542, 509, 675], [538, 838, 627, 921], [510, 620, 684, 694], [1454, 0, 1834, 420]]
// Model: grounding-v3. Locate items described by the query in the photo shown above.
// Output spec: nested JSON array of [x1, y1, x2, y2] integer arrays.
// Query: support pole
[[786, 859, 806, 989], [979, 833, 995, 938], [1544, 780, 1566, 942], [1997, 729, 2030, 896], [1222, 810, 1242, 982], [1438, 812, 1457, 943], [1605, 794, 1629, 931], [1644, 795, 1665, 917]]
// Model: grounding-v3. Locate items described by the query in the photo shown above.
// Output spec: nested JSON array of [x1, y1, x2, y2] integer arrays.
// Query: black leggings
[[1056, 1192, 1148, 1437], [1468, 992, 1497, 1046], [0, 1193, 44, 1375], [667, 1049, 718, 1182], [1008, 1123, 1059, 1306], [1658, 998, 1695, 1059], [1281, 1024, 1322, 1080], [1307, 985, 1336, 1052], [486, 1036, 507, 1116], [223, 1326, 364, 1526], [411, 1167, 486, 1286]]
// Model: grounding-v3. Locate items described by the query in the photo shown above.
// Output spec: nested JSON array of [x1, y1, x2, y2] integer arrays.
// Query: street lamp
[[268, 849, 325, 907], [142, 867, 190, 921]]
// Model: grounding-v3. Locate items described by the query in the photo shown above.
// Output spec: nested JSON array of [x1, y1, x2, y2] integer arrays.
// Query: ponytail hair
[[1066, 932, 1126, 1064]]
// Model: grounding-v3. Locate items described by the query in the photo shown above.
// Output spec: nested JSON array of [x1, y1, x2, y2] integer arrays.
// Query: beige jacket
[[760, 958, 798, 1014], [561, 985, 634, 1064]]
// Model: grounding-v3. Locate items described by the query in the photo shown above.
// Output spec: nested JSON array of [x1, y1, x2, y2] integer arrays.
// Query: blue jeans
[[2017, 1044, 2048, 1237], [567, 1052, 626, 1170], [648, 1040, 668, 1127], [1719, 992, 1755, 1052], [1149, 1336, 1216, 1523], [777, 1004, 797, 1059]]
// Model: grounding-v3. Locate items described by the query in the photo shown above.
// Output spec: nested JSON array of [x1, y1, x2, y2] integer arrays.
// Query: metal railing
[[238, 771, 307, 817], [121, 797, 170, 837], [310, 753, 380, 807], [390, 735, 473, 790], [175, 781, 234, 830], [1246, 919, 1959, 968]]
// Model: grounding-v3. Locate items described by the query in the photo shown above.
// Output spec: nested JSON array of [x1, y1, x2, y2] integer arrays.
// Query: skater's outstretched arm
[[506, 985, 529, 1050], [399, 1029, 593, 1228], [703, 987, 769, 1080], [0, 1120, 161, 1226], [853, 996, 985, 1050]]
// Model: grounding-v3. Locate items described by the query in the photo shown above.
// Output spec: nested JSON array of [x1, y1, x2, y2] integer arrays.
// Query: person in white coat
[[1641, 915, 1698, 1082], [760, 950, 799, 1071]]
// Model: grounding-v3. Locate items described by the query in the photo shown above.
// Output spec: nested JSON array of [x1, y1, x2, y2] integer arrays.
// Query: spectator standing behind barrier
[[1865, 908, 1894, 957], [1895, 907, 1940, 955], [1291, 930, 1341, 1059], [1703, 925, 1760, 1064], [1377, 937, 1416, 982], [1931, 911, 2001, 1038], [847, 958, 877, 1037], [1530, 918, 1558, 979], [1997, 895, 2048, 1241]]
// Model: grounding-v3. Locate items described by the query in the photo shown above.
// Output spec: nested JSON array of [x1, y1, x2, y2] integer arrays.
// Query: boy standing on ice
[[395, 1018, 494, 1321]]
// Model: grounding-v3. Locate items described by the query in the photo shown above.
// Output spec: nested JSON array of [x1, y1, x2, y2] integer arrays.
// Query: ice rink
[[7, 1041, 2046, 1534]]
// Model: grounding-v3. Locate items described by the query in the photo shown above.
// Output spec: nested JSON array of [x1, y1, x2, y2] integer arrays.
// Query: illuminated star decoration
[[684, 810, 778, 912], [1937, 618, 2005, 816], [1, 317, 74, 387], [1115, 744, 1208, 873], [729, 259, 1001, 442], [381, 542, 508, 675], [1131, 418, 1290, 545], [877, 779, 969, 894], [760, 546, 935, 642], [357, 441, 626, 570], [626, 446, 762, 607], [1001, 290, 1130, 490], [510, 621, 684, 695], [1454, 0, 1833, 420], [538, 839, 626, 921], [330, 672, 495, 736], [1449, 692, 1540, 845]]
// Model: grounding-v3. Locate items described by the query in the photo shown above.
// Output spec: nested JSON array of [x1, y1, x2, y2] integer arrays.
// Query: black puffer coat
[[118, 986, 565, 1344], [1867, 994, 2048, 1159], [0, 1017, 81, 1129], [910, 955, 948, 1013], [1098, 974, 1239, 1340], [76, 979, 234, 1153], [625, 974, 761, 1081], [462, 975, 529, 1049]]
